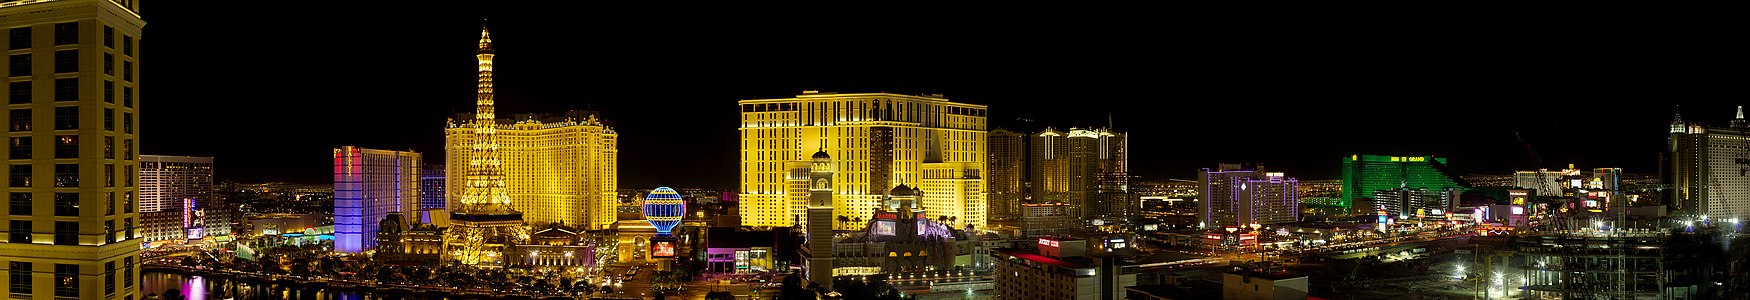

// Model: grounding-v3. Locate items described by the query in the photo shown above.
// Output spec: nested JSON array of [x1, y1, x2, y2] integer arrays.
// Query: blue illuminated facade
[[642, 187, 687, 234], [333, 146, 422, 253]]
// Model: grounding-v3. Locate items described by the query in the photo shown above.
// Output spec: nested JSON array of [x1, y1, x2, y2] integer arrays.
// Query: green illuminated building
[[1340, 155, 1470, 210]]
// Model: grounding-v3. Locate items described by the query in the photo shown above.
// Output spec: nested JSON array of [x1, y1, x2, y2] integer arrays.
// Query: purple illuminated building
[[1198, 163, 1300, 228], [333, 146, 422, 253]]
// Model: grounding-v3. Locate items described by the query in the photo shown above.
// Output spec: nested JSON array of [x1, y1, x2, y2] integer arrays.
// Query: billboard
[[872, 220, 895, 236], [651, 240, 677, 258]]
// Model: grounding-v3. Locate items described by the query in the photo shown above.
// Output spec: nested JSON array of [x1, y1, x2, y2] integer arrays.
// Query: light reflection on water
[[142, 272, 448, 300]]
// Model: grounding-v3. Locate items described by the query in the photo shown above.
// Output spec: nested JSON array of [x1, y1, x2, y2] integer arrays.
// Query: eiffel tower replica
[[444, 22, 525, 267]]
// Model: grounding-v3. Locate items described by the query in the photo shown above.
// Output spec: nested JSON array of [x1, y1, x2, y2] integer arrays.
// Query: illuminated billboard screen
[[651, 240, 677, 258], [872, 221, 895, 236]]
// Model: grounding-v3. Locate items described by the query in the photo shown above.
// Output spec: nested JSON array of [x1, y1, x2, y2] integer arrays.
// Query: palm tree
[[837, 216, 849, 228]]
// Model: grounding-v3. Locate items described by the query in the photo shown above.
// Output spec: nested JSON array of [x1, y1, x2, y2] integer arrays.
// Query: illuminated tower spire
[[1734, 105, 1748, 130], [446, 21, 524, 267], [1671, 105, 1686, 134], [464, 22, 511, 209]]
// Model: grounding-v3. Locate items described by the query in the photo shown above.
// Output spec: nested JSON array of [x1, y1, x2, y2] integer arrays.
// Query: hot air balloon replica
[[643, 187, 686, 270]]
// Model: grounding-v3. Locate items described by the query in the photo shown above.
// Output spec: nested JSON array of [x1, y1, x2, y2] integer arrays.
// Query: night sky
[[141, 4, 1745, 188]]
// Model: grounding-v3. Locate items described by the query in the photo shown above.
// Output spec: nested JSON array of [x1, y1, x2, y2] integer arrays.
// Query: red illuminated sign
[[1038, 238, 1060, 248], [652, 241, 676, 258]]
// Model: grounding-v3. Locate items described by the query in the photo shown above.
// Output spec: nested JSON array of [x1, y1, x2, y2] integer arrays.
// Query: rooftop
[[1225, 269, 1306, 281], [995, 248, 1096, 269]]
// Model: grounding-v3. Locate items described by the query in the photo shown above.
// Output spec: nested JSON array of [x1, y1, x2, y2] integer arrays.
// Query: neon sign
[[1038, 238, 1060, 248]]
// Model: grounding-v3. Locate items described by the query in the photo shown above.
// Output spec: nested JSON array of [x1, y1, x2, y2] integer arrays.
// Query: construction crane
[[1513, 131, 1556, 193]]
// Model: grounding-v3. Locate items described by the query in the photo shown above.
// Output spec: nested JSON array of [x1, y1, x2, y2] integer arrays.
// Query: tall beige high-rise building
[[1031, 127, 1125, 222], [739, 92, 986, 230], [986, 128, 1023, 221], [444, 33, 618, 231], [139, 155, 213, 247], [1, 1, 144, 299]]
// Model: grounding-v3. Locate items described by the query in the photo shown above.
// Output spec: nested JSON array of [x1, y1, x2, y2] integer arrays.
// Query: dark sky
[[140, 4, 1746, 188]]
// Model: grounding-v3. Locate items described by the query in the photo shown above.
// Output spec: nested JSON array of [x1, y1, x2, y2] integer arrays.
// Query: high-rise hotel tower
[[1668, 106, 1750, 220], [739, 92, 986, 231], [332, 147, 420, 253], [1, 0, 144, 298], [444, 29, 617, 231]]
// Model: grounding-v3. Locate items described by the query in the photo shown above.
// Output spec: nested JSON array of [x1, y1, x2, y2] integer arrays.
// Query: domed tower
[[885, 184, 919, 212], [887, 184, 924, 238], [810, 149, 834, 208], [804, 149, 836, 288]]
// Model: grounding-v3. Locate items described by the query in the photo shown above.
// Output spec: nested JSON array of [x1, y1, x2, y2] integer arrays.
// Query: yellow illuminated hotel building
[[1, 0, 144, 299], [739, 92, 986, 231], [443, 35, 618, 231]]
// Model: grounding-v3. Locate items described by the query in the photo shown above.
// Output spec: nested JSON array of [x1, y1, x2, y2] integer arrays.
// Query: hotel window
[[8, 165, 28, 187], [7, 221, 28, 243], [8, 137, 26, 159], [9, 54, 29, 77], [54, 164, 76, 188], [122, 86, 132, 107], [52, 22, 76, 45], [103, 26, 113, 48], [54, 135, 76, 159], [54, 106, 75, 130], [104, 80, 113, 102], [53, 192, 76, 216], [123, 257, 133, 288], [53, 263, 76, 297], [7, 193, 26, 216], [103, 136, 112, 159], [122, 36, 132, 56], [124, 165, 132, 187], [104, 164, 112, 187], [53, 78, 75, 101], [6, 109, 23, 131], [104, 108, 113, 131], [104, 192, 113, 216], [8, 27, 29, 50], [53, 221, 76, 245], [123, 217, 132, 239], [103, 54, 113, 76], [7, 82, 26, 104], [122, 61, 131, 82], [122, 112, 131, 133], [7, 262, 27, 294], [53, 50, 76, 73], [122, 139, 131, 159], [104, 261, 114, 295]]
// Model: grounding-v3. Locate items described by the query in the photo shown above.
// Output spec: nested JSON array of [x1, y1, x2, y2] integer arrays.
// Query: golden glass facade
[[738, 92, 986, 230], [0, 1, 144, 299], [986, 129, 1024, 221]]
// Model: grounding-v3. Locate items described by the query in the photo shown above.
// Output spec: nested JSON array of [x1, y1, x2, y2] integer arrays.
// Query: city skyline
[[141, 3, 1738, 188], [14, 2, 1748, 299]]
